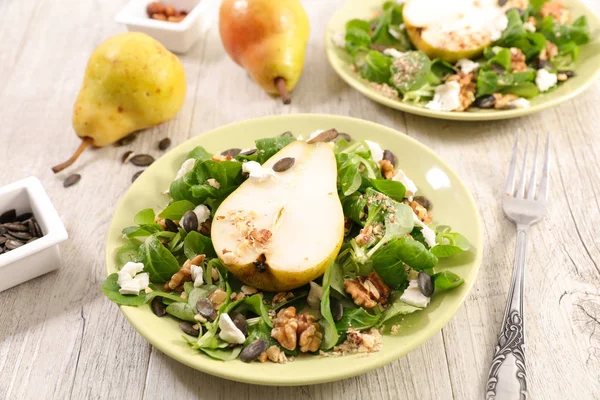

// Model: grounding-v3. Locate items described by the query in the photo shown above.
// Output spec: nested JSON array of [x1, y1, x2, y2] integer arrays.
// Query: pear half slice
[[211, 140, 345, 292], [403, 0, 511, 63]]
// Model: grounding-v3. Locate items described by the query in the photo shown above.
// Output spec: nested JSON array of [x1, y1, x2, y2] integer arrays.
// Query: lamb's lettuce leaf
[[101, 273, 146, 306], [137, 235, 181, 283]]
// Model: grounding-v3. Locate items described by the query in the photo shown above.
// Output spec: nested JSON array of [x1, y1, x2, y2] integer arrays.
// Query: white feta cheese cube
[[191, 265, 204, 288], [456, 59, 479, 74], [392, 169, 418, 201], [425, 81, 461, 112], [365, 140, 384, 162], [193, 204, 211, 224], [536, 69, 558, 92], [119, 280, 143, 296], [218, 313, 246, 344], [175, 158, 196, 180], [412, 213, 437, 248], [400, 280, 430, 308], [242, 161, 276, 183]]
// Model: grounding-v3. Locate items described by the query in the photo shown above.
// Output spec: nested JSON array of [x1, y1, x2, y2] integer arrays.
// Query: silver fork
[[485, 133, 551, 400]]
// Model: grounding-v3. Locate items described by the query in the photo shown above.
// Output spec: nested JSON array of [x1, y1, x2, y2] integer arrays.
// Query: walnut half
[[271, 307, 322, 352], [344, 272, 391, 309]]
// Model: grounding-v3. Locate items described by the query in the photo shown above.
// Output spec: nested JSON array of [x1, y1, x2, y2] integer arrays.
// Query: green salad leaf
[[158, 200, 196, 220], [101, 274, 146, 306], [390, 51, 431, 93], [185, 146, 212, 161], [320, 261, 341, 350], [371, 2, 412, 51], [360, 51, 393, 83], [366, 201, 414, 257], [165, 302, 197, 322], [134, 208, 156, 225], [183, 231, 216, 259], [255, 137, 296, 164], [115, 242, 140, 269], [336, 307, 381, 331], [200, 347, 242, 361], [345, 19, 371, 56], [433, 271, 465, 290], [373, 237, 438, 272], [137, 235, 181, 283], [379, 293, 421, 326]]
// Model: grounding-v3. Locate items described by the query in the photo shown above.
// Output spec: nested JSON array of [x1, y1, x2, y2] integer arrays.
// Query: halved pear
[[211, 140, 344, 292], [403, 0, 511, 63]]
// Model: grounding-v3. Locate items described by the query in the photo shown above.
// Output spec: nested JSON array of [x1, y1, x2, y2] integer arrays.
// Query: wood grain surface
[[0, 0, 599, 399]]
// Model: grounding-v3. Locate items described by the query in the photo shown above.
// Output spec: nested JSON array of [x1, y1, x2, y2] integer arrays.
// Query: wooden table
[[1, 0, 599, 398]]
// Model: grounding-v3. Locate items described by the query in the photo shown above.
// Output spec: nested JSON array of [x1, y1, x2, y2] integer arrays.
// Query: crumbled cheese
[[523, 21, 536, 32], [218, 313, 246, 344], [191, 265, 204, 288], [383, 48, 406, 59], [192, 204, 211, 224], [118, 262, 144, 286], [536, 69, 558, 92], [117, 261, 149, 296], [425, 81, 461, 112], [307, 281, 323, 309], [365, 140, 384, 162], [331, 32, 346, 48], [242, 161, 276, 182], [392, 169, 418, 201], [412, 213, 437, 248], [508, 97, 530, 109], [175, 158, 196, 180], [456, 58, 479, 74], [296, 135, 304, 141], [489, 13, 509, 41], [400, 280, 430, 308]]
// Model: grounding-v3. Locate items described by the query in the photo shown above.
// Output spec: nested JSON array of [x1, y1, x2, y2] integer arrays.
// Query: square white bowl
[[115, 0, 218, 54], [0, 177, 68, 293]]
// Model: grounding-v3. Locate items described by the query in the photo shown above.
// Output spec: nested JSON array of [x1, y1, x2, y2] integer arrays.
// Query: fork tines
[[504, 132, 551, 201]]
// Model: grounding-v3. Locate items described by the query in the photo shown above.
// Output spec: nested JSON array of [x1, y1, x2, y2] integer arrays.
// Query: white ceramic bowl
[[115, 0, 218, 54], [0, 177, 68, 292]]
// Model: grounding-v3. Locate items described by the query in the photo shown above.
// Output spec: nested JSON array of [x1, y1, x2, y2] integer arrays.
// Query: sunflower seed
[[63, 174, 81, 188], [181, 210, 198, 232], [382, 149, 398, 167], [413, 196, 432, 210], [0, 236, 7, 245], [33, 220, 43, 237], [330, 297, 344, 322], [196, 298, 216, 320], [231, 312, 248, 335], [0, 209, 16, 223], [27, 237, 38, 244], [115, 133, 137, 146], [272, 157, 295, 172], [8, 231, 32, 240], [121, 150, 135, 163], [5, 239, 24, 250], [306, 128, 338, 143], [240, 340, 268, 363], [165, 219, 178, 233], [240, 148, 257, 156], [130, 154, 155, 167], [418, 271, 434, 297], [132, 170, 144, 182], [15, 213, 33, 222], [151, 297, 167, 317], [158, 138, 172, 151], [4, 223, 27, 232], [221, 148, 241, 157], [280, 131, 293, 138], [179, 322, 200, 337]]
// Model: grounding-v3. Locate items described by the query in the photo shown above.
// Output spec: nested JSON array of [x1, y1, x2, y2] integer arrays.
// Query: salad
[[102, 129, 471, 363], [332, 0, 590, 111]]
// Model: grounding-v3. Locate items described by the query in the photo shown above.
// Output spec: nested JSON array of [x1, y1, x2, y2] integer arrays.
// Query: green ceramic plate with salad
[[103, 114, 482, 385], [326, 0, 600, 120]]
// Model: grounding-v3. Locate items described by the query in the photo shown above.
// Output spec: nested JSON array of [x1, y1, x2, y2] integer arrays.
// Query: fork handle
[[485, 226, 528, 400]]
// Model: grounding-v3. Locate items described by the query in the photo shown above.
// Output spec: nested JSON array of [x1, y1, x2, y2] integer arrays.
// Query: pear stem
[[51, 137, 93, 173], [275, 77, 291, 105]]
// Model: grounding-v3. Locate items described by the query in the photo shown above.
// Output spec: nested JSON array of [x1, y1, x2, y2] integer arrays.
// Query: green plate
[[105, 114, 483, 385], [325, 0, 600, 121]]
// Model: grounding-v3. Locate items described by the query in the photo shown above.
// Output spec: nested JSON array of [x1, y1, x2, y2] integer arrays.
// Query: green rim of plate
[[325, 0, 600, 121], [104, 114, 483, 385]]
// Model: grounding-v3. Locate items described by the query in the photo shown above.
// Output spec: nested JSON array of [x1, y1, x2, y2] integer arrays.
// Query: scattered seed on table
[[115, 133, 137, 146], [221, 148, 241, 157], [179, 322, 200, 337], [5, 239, 24, 250], [181, 210, 198, 232], [0, 209, 16, 223], [272, 157, 295, 172], [132, 170, 144, 182], [164, 219, 178, 233], [306, 128, 338, 143], [151, 297, 167, 317], [240, 340, 268, 363], [130, 154, 155, 167], [382, 149, 398, 167], [158, 138, 171, 151], [4, 222, 28, 232], [196, 298, 216, 320], [63, 173, 81, 188], [121, 150, 135, 163], [418, 271, 434, 297]]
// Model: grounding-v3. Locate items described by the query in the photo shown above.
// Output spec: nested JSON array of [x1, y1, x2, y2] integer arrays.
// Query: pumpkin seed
[[121, 150, 135, 163], [418, 271, 434, 297], [382, 149, 398, 167], [240, 148, 257, 156], [115, 133, 137, 146], [5, 239, 24, 250], [196, 298, 216, 320], [0, 209, 16, 223], [535, 58, 552, 70], [334, 132, 352, 142], [306, 128, 338, 144], [179, 322, 200, 337], [63, 174, 81, 188], [272, 157, 295, 172], [413, 196, 432, 210], [330, 297, 343, 322], [151, 297, 167, 317], [231, 312, 248, 335], [240, 339, 268, 363], [132, 170, 144, 182], [558, 70, 576, 78], [15, 213, 33, 222], [165, 219, 178, 233], [221, 148, 242, 157], [130, 154, 155, 167], [280, 131, 293, 138], [158, 138, 171, 151], [4, 223, 27, 232], [181, 210, 198, 232], [473, 95, 496, 109]]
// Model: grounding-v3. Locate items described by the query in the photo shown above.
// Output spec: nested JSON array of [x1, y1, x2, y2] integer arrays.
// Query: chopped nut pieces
[[355, 225, 375, 246], [249, 228, 272, 245], [344, 272, 391, 309], [331, 328, 383, 355], [266, 345, 288, 363], [271, 307, 323, 352], [209, 289, 228, 309], [241, 285, 258, 295], [409, 200, 432, 224], [492, 93, 519, 109], [509, 48, 528, 73], [379, 159, 395, 180], [370, 82, 399, 99], [206, 178, 221, 189], [445, 72, 476, 111], [272, 291, 294, 304], [164, 254, 205, 291], [146, 2, 188, 22], [540, 1, 570, 24], [539, 41, 559, 61]]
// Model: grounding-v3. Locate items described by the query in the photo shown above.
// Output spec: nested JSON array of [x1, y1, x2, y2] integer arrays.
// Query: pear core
[[211, 140, 345, 292]]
